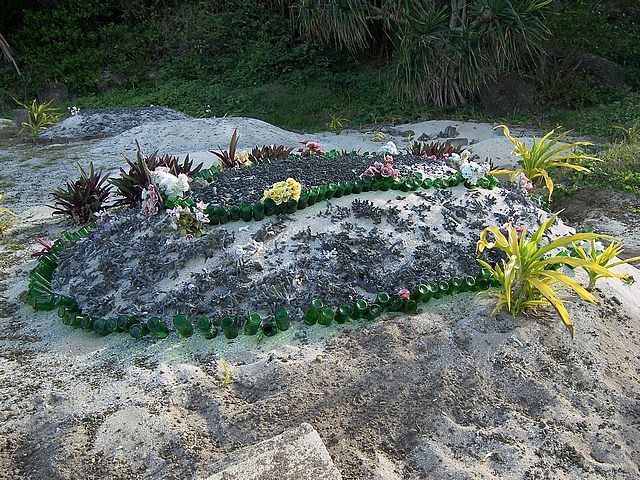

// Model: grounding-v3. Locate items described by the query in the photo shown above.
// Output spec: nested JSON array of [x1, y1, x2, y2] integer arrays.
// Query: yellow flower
[[261, 178, 302, 205]]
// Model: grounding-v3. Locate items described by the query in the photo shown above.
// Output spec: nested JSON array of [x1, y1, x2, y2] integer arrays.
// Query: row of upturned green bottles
[[202, 171, 498, 225]]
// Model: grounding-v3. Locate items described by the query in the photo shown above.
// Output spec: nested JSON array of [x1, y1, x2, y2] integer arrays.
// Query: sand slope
[[0, 110, 638, 479]]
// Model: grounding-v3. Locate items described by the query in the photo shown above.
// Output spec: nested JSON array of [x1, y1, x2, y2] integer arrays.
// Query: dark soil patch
[[556, 188, 640, 260], [192, 153, 452, 206]]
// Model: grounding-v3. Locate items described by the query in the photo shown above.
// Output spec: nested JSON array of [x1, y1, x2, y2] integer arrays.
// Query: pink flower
[[384, 155, 393, 164], [380, 165, 394, 178], [398, 289, 411, 300]]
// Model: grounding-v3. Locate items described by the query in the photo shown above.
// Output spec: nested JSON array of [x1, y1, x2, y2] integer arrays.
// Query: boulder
[[37, 80, 69, 103], [98, 70, 124, 92], [479, 73, 537, 116], [0, 118, 16, 131], [417, 132, 435, 142], [445, 137, 469, 149], [207, 423, 342, 480], [438, 125, 459, 138], [12, 108, 29, 128], [578, 53, 626, 87]]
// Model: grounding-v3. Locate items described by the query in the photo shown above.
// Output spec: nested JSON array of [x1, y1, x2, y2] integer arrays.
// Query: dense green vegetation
[[1, 0, 639, 137]]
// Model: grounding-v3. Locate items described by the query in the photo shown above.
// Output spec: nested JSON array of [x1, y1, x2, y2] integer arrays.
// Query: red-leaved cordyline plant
[[360, 155, 399, 180], [298, 139, 325, 157], [31, 237, 53, 257]]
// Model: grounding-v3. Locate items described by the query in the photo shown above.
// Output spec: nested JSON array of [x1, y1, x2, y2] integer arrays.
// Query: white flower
[[449, 152, 461, 165], [460, 150, 472, 163], [460, 161, 489, 185], [151, 168, 190, 199], [196, 201, 208, 210], [377, 141, 399, 156]]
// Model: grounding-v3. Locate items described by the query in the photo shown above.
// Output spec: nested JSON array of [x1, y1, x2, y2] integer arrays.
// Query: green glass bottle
[[451, 276, 464, 294], [117, 315, 135, 331], [229, 205, 242, 221], [332, 183, 344, 198], [92, 318, 108, 336], [422, 178, 433, 189], [303, 299, 324, 325], [147, 316, 162, 332], [380, 177, 392, 191], [351, 299, 368, 320], [216, 206, 230, 224], [307, 188, 319, 206], [361, 177, 373, 192], [335, 304, 351, 324], [394, 179, 406, 191], [240, 202, 253, 221], [404, 300, 418, 314], [376, 292, 391, 308], [426, 281, 439, 299], [274, 308, 291, 331], [197, 316, 217, 339], [432, 178, 445, 189], [153, 320, 170, 339], [342, 181, 354, 195], [297, 192, 309, 210], [129, 322, 149, 338], [389, 296, 404, 312], [262, 318, 278, 336], [105, 317, 119, 333], [173, 314, 194, 338], [205, 206, 219, 225], [437, 280, 450, 298], [476, 277, 489, 290], [253, 203, 265, 221], [352, 180, 364, 194], [221, 317, 239, 339], [61, 311, 76, 326], [487, 176, 498, 189], [262, 198, 277, 217], [366, 304, 383, 320], [80, 315, 94, 331], [244, 313, 261, 336], [412, 284, 429, 302], [325, 183, 338, 199], [464, 275, 476, 291], [316, 185, 328, 201], [286, 199, 298, 213], [318, 307, 335, 326], [476, 177, 490, 189]]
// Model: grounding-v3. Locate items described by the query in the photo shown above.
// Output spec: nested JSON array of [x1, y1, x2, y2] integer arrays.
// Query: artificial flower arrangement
[[377, 141, 399, 156], [262, 178, 302, 205], [138, 166, 210, 238], [166, 201, 210, 238], [360, 155, 399, 180], [298, 140, 325, 157], [449, 150, 491, 186]]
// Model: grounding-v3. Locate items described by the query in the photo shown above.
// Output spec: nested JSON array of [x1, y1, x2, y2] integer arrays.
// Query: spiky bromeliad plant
[[13, 98, 61, 137], [477, 214, 629, 337], [110, 142, 202, 208], [0, 194, 16, 235], [210, 128, 241, 169], [248, 145, 294, 164], [491, 125, 599, 200], [572, 240, 640, 291], [407, 141, 461, 157], [50, 163, 111, 224]]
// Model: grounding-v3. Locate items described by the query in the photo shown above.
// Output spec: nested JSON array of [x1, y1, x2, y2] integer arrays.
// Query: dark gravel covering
[[192, 153, 453, 206], [38, 106, 190, 140]]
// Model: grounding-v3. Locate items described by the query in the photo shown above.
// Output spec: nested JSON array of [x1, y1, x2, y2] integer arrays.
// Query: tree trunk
[[449, 0, 467, 31]]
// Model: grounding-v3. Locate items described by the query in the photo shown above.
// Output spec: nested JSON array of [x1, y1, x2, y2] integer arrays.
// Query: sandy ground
[[0, 112, 639, 479]]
